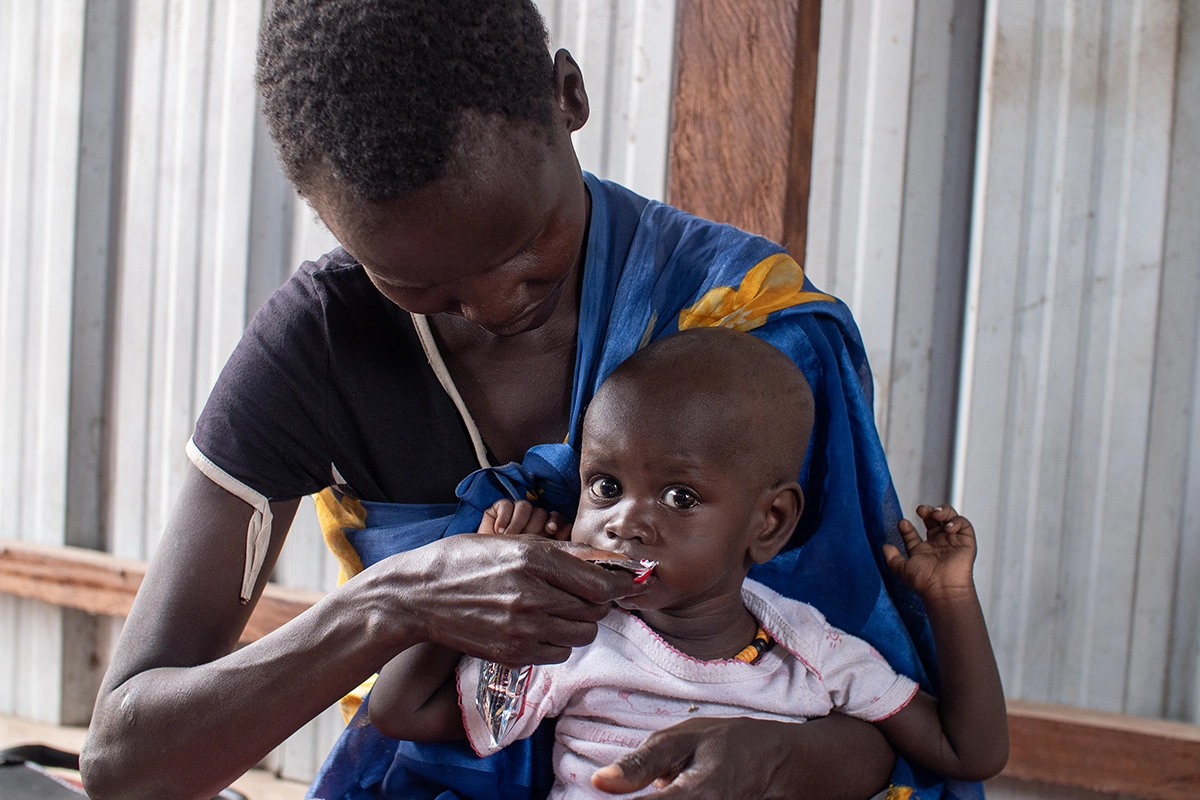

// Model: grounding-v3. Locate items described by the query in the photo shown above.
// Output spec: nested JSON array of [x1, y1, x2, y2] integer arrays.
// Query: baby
[[368, 328, 1008, 797]]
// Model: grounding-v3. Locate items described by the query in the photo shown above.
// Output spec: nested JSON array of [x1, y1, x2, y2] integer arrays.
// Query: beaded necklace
[[732, 624, 772, 664]]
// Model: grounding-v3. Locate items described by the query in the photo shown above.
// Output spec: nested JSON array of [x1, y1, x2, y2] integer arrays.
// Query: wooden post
[[667, 0, 821, 259]]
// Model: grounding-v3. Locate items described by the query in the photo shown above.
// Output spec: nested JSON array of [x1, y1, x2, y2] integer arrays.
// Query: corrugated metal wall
[[0, 0, 88, 725], [808, 2, 1199, 799], [806, 0, 984, 511], [961, 0, 1188, 717], [958, 2, 1196, 798], [1, 0, 1197, 794]]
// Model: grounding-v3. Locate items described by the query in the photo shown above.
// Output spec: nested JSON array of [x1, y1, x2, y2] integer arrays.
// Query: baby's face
[[571, 392, 764, 613]]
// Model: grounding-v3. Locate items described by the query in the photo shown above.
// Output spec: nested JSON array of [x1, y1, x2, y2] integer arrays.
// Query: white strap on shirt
[[411, 313, 492, 469], [186, 437, 274, 603]]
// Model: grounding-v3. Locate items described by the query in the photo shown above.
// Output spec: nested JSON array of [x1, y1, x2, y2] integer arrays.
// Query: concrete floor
[[0, 713, 308, 800]]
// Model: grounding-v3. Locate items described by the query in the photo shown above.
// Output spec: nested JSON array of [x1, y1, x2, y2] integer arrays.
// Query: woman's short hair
[[256, 0, 555, 200]]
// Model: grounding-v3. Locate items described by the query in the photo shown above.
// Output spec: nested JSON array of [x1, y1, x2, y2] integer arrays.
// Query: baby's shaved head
[[586, 328, 814, 489]]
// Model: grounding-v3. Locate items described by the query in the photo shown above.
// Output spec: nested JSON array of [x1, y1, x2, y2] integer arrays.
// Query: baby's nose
[[606, 508, 656, 545]]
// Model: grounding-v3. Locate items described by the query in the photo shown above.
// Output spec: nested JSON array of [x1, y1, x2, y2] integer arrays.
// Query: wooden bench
[[0, 539, 321, 644], [2, 539, 1198, 799]]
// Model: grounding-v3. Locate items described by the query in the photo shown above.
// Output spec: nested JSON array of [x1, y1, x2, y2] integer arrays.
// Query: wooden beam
[[667, 0, 822, 258], [0, 540, 323, 643], [1003, 699, 1200, 800]]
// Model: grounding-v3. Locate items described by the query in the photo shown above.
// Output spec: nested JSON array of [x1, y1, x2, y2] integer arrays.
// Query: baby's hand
[[478, 499, 571, 540], [882, 504, 977, 603]]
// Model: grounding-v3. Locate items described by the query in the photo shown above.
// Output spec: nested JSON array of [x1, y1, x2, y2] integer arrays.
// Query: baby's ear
[[749, 483, 804, 564]]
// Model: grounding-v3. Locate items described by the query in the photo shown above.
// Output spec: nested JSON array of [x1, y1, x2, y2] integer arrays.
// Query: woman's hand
[[385, 533, 635, 667], [591, 714, 895, 799]]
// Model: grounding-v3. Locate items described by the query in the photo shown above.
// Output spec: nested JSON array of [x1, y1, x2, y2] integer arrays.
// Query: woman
[[80, 2, 954, 799]]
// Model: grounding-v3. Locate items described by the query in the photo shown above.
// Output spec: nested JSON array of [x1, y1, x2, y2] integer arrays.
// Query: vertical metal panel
[[108, 0, 263, 561], [805, 0, 983, 511], [61, 0, 129, 726], [805, 0, 917, 442], [535, 0, 677, 200], [884, 0, 983, 509], [1136, 0, 1200, 724], [107, 0, 165, 562], [0, 0, 87, 723], [957, 0, 1182, 721]]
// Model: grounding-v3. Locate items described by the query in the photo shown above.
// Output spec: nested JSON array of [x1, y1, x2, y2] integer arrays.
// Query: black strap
[[0, 745, 80, 770]]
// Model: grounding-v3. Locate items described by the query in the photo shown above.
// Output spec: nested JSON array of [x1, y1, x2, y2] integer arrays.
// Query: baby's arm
[[872, 505, 1009, 781], [369, 643, 466, 741]]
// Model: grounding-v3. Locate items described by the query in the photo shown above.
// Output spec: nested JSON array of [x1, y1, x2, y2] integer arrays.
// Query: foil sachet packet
[[475, 660, 532, 747]]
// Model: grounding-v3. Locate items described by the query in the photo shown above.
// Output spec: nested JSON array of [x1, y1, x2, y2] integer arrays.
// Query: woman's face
[[308, 116, 589, 337]]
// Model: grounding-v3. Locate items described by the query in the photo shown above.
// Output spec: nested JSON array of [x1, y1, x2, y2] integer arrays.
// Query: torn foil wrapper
[[476, 660, 532, 747], [590, 556, 658, 583], [475, 556, 659, 746]]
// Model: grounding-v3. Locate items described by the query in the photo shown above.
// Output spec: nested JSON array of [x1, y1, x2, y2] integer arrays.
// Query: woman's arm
[[592, 713, 895, 799], [81, 465, 633, 800], [81, 466, 370, 800]]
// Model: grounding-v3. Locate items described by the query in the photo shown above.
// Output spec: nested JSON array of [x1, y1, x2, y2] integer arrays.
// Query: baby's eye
[[588, 475, 622, 500], [662, 487, 699, 509]]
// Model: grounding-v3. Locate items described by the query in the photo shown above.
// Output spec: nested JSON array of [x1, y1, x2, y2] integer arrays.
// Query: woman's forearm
[[82, 575, 417, 800]]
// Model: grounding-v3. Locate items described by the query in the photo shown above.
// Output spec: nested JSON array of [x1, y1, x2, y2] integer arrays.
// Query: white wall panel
[[806, 0, 983, 511], [0, 0, 87, 724], [108, 0, 264, 561], [957, 0, 1185, 721], [805, 0, 916, 442], [1134, 0, 1200, 724]]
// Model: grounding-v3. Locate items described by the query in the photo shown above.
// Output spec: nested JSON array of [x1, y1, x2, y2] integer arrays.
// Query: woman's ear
[[749, 483, 804, 565], [553, 49, 589, 132]]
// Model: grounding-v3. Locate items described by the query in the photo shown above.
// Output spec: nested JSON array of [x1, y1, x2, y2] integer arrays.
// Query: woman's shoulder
[[266, 247, 376, 315], [249, 247, 412, 351]]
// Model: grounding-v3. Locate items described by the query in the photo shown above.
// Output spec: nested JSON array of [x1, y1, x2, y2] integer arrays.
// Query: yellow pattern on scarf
[[678, 252, 833, 333]]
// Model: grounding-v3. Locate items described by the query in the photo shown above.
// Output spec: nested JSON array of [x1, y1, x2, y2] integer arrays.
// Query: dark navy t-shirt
[[192, 247, 482, 503]]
